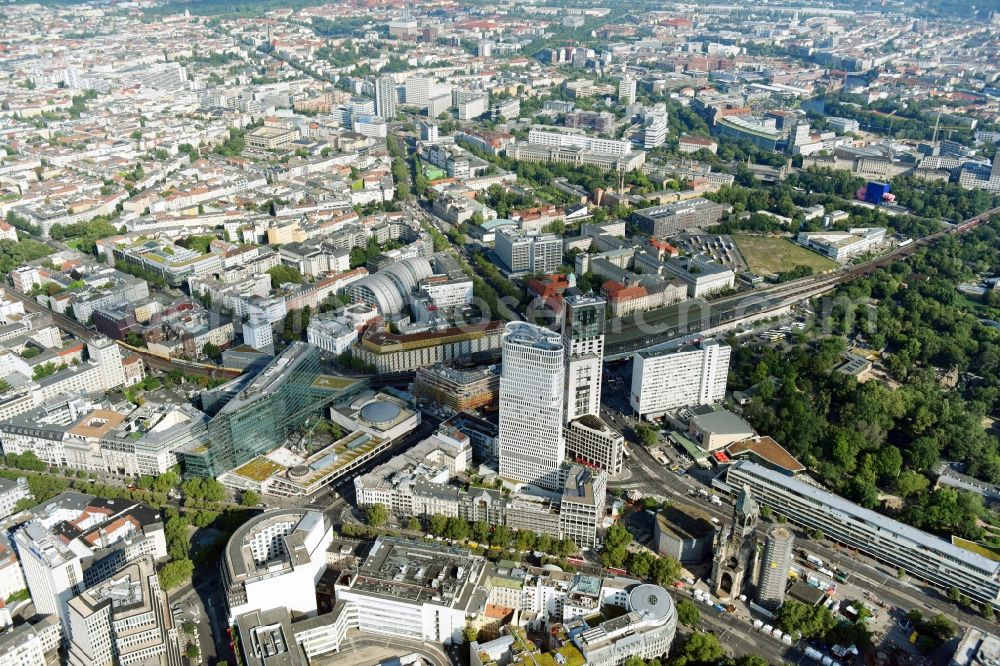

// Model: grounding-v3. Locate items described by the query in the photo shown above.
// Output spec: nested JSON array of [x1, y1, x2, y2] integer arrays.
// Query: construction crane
[[931, 112, 972, 142]]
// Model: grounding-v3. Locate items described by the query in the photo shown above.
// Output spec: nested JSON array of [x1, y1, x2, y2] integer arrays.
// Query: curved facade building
[[497, 322, 565, 490], [221, 509, 334, 623], [346, 257, 433, 315], [573, 584, 677, 666]]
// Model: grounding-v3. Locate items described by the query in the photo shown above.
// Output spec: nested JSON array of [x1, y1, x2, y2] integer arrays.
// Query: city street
[[120, 375, 987, 666], [3, 5, 999, 666], [691, 608, 797, 664], [172, 565, 228, 664]]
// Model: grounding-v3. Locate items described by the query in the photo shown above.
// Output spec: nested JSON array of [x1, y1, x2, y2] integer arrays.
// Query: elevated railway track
[[603, 207, 998, 358], [3, 208, 996, 372]]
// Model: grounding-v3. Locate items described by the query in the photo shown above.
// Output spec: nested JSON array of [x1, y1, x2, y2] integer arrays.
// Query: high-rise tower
[[756, 524, 794, 610], [562, 292, 625, 476], [618, 76, 637, 104], [498, 322, 565, 490], [562, 293, 605, 423], [86, 337, 125, 391], [375, 75, 397, 119]]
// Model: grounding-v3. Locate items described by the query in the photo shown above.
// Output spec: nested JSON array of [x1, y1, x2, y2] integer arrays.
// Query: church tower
[[711, 486, 760, 600]]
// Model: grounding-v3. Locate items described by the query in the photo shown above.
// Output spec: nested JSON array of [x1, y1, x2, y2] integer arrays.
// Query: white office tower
[[498, 322, 566, 490], [14, 523, 84, 638], [242, 316, 274, 354], [404, 76, 432, 108], [788, 122, 810, 151], [630, 338, 731, 418], [495, 229, 563, 275], [222, 510, 335, 623], [419, 120, 439, 143], [66, 557, 179, 666], [642, 113, 668, 149], [86, 337, 125, 391], [563, 294, 605, 422], [458, 95, 488, 121], [348, 96, 375, 119], [618, 76, 637, 104], [375, 75, 397, 119]]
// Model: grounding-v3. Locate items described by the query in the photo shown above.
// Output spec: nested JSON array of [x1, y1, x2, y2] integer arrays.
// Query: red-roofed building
[[659, 17, 693, 28], [725, 436, 805, 475], [476, 604, 515, 641], [456, 129, 515, 155], [122, 353, 145, 386], [527, 273, 572, 314], [513, 204, 565, 234], [716, 105, 752, 119], [601, 280, 650, 317], [601, 278, 687, 317], [648, 239, 679, 259]]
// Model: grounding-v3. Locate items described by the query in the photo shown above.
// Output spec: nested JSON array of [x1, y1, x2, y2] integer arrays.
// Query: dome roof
[[360, 400, 402, 425], [346, 257, 433, 315], [628, 584, 674, 622], [288, 465, 311, 481]]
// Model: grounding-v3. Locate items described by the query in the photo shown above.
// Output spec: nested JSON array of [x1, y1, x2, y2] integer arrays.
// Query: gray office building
[[495, 229, 562, 275], [631, 198, 727, 237]]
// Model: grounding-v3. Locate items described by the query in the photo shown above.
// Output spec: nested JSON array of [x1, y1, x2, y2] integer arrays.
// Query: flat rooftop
[[346, 537, 487, 611], [690, 409, 753, 435], [636, 336, 720, 360], [225, 509, 310, 582], [503, 321, 563, 352], [562, 465, 598, 506], [312, 374, 362, 391], [236, 606, 306, 666], [730, 460, 1000, 576], [656, 503, 715, 541]]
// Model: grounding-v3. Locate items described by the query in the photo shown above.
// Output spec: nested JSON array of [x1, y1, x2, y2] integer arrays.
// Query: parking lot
[[674, 233, 748, 272], [172, 598, 204, 663]]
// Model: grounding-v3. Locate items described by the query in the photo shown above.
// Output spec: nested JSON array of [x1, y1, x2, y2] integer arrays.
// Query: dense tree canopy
[[670, 632, 726, 666], [732, 219, 1000, 539], [0, 238, 50, 274], [266, 264, 304, 288]]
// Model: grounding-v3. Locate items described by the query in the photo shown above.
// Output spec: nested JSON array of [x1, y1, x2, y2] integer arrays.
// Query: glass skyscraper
[[179, 343, 364, 477]]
